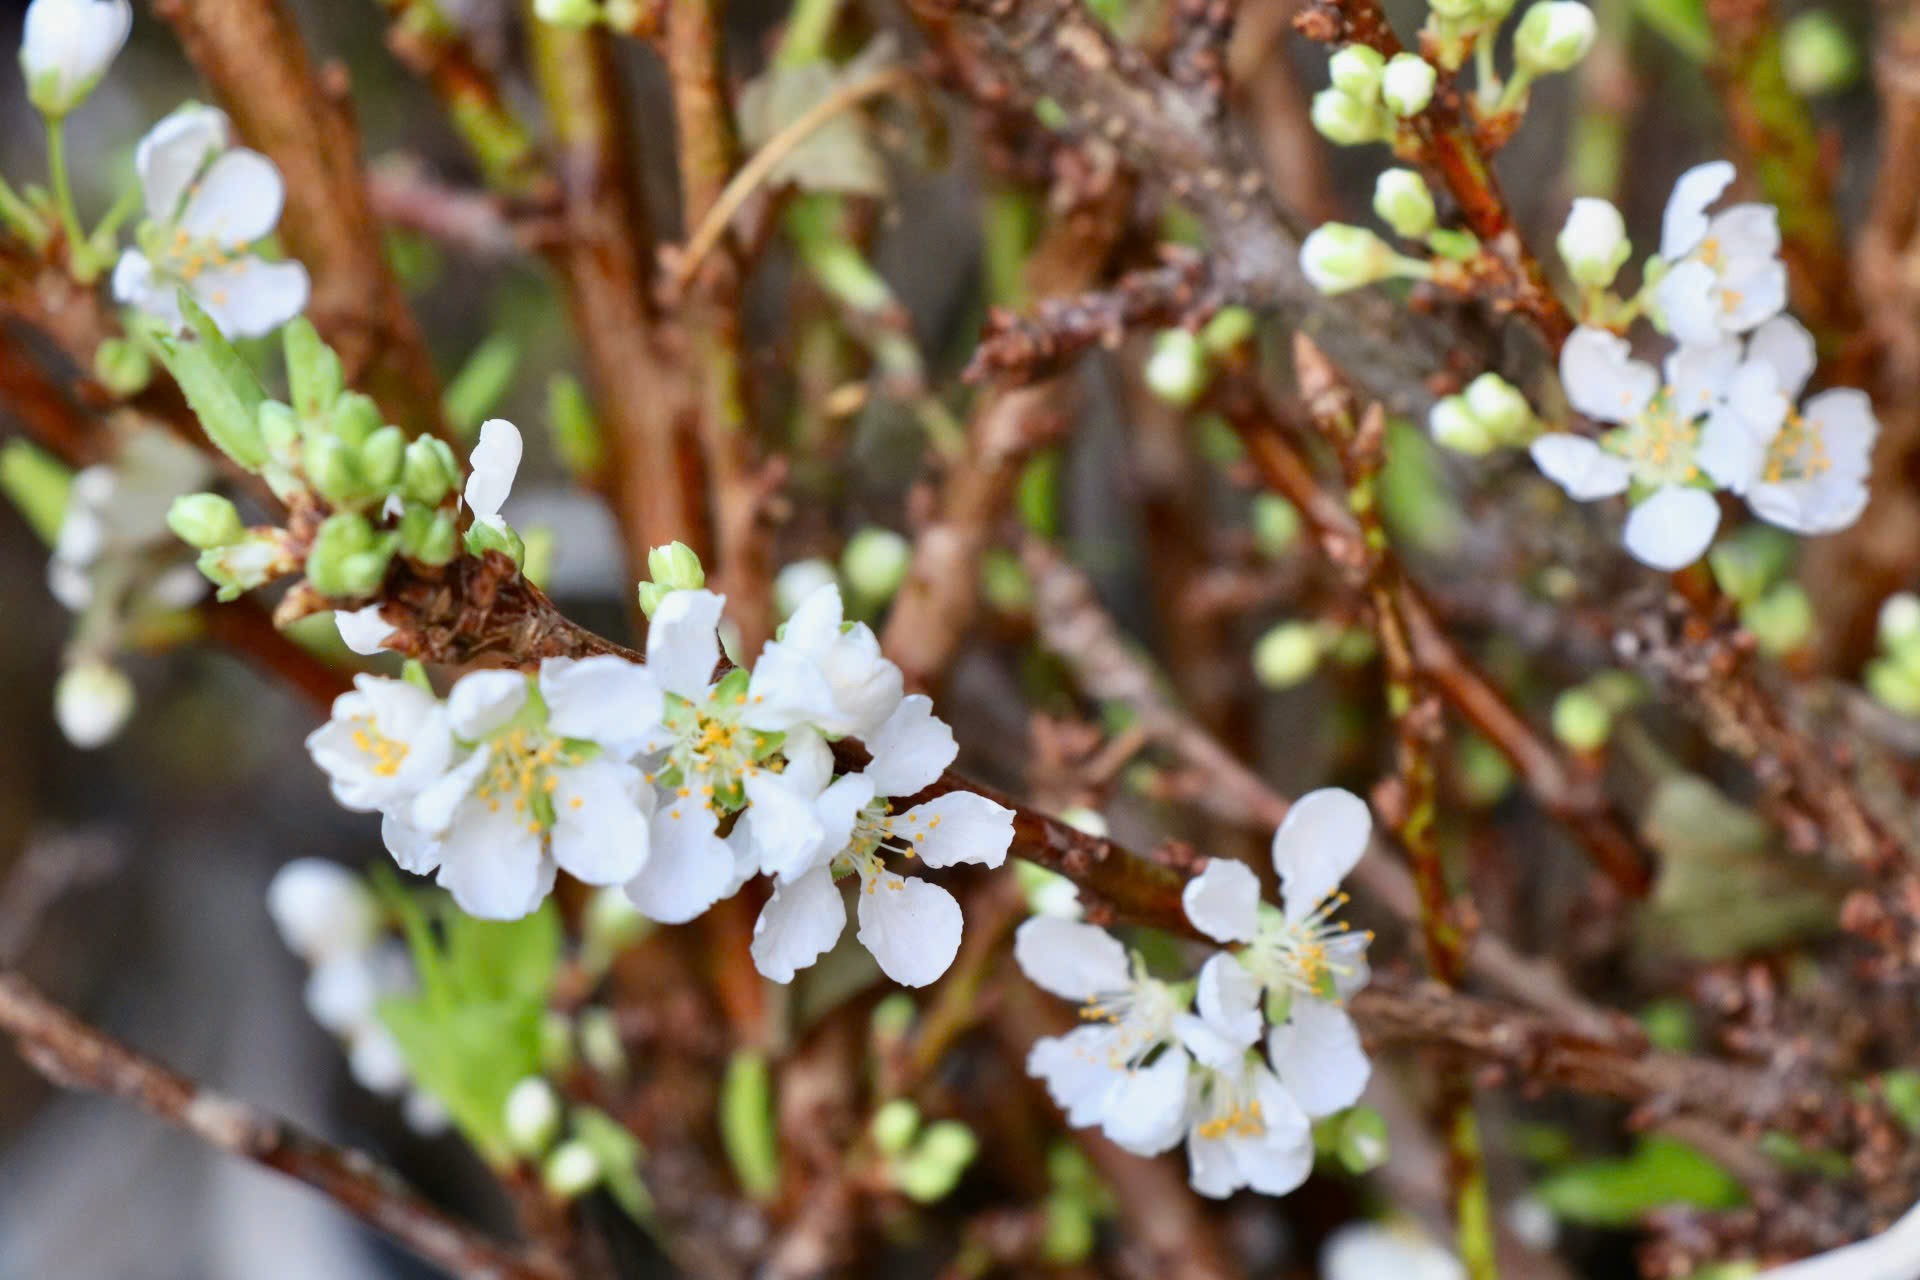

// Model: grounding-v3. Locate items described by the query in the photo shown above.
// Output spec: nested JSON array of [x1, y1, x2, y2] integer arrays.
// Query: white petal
[[776, 772, 874, 883], [404, 746, 491, 837], [1268, 997, 1371, 1118], [1323, 1224, 1466, 1280], [1663, 338, 1742, 419], [855, 871, 961, 987], [1101, 1045, 1192, 1157], [445, 669, 528, 739], [743, 769, 828, 881], [777, 581, 845, 655], [179, 149, 285, 246], [1707, 203, 1779, 261], [741, 642, 839, 731], [626, 799, 734, 924], [1012, 916, 1131, 1000], [463, 418, 522, 525], [1746, 315, 1817, 400], [266, 859, 377, 961], [336, 605, 393, 657], [645, 588, 726, 701], [1804, 389, 1880, 476], [861, 694, 957, 798], [1560, 326, 1656, 424], [347, 1024, 411, 1096], [778, 727, 834, 797], [1623, 486, 1721, 570], [191, 258, 309, 340], [435, 802, 556, 919], [1273, 787, 1371, 921], [1182, 859, 1260, 943], [1195, 953, 1263, 1048], [897, 791, 1013, 869], [1656, 260, 1725, 346], [1237, 1068, 1315, 1196], [1028, 1027, 1127, 1127], [1696, 408, 1768, 494], [111, 251, 178, 329], [749, 866, 846, 983], [381, 814, 443, 876], [304, 953, 380, 1034], [136, 103, 229, 223], [1719, 259, 1788, 333], [20, 0, 132, 114], [539, 655, 664, 754], [1187, 1124, 1240, 1198], [1530, 433, 1631, 501], [549, 758, 652, 885], [1660, 160, 1734, 260]]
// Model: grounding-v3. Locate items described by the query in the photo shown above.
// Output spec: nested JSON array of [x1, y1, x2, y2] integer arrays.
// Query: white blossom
[[1655, 160, 1788, 346], [306, 673, 458, 815], [753, 583, 903, 737], [1557, 197, 1630, 289], [267, 859, 380, 963], [1322, 1223, 1466, 1280], [335, 605, 395, 657], [113, 103, 310, 338], [748, 694, 1013, 987], [19, 0, 131, 118], [53, 657, 133, 748]]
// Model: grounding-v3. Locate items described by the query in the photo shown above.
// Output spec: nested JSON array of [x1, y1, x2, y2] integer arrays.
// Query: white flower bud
[[1781, 12, 1858, 97], [1299, 224, 1401, 295], [1515, 2, 1596, 75], [1373, 169, 1436, 240], [404, 1090, 452, 1137], [19, 0, 131, 118], [1882, 593, 1920, 654], [533, 0, 602, 27], [774, 557, 838, 619], [1556, 197, 1631, 289], [1463, 373, 1533, 443], [1311, 88, 1384, 146], [505, 1077, 563, 1156], [1327, 45, 1387, 99], [1429, 396, 1497, 455], [1144, 329, 1210, 407], [543, 1141, 603, 1199], [348, 1026, 410, 1096], [1381, 54, 1437, 116], [1058, 806, 1109, 838], [54, 658, 133, 749], [267, 859, 378, 963]]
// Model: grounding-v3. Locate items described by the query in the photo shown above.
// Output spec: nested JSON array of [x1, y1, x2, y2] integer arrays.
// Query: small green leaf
[[720, 1051, 781, 1202], [1533, 1136, 1745, 1227]]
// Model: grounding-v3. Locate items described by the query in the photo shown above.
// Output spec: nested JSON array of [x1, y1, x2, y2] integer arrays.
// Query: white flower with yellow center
[[381, 658, 662, 920], [1655, 160, 1788, 346], [112, 103, 310, 338], [1182, 788, 1374, 1120], [306, 673, 457, 815], [1529, 326, 1743, 570], [1014, 916, 1194, 1156], [754, 583, 903, 737], [748, 694, 1014, 987]]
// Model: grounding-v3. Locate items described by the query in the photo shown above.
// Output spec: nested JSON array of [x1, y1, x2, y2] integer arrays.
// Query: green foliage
[[444, 334, 521, 439], [719, 1051, 781, 1202], [570, 1107, 654, 1224], [153, 293, 269, 470], [1533, 1136, 1745, 1227], [0, 439, 72, 545], [1632, 0, 1711, 62]]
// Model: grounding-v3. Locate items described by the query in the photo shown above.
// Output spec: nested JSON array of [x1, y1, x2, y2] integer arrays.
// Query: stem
[[44, 118, 97, 282], [776, 0, 845, 65], [1472, 30, 1501, 113], [0, 171, 50, 249]]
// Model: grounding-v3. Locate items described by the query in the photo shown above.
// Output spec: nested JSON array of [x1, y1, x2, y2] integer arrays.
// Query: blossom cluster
[[307, 563, 1015, 988], [1016, 789, 1374, 1198], [1532, 162, 1877, 569]]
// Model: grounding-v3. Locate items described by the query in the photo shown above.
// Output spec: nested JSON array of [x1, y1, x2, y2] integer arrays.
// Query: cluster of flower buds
[[1016, 790, 1379, 1199], [161, 316, 473, 605], [1311, 45, 1438, 148], [306, 543, 1015, 988]]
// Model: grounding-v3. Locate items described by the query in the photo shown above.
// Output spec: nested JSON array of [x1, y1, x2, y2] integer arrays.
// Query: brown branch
[[0, 969, 563, 1280], [148, 0, 448, 439]]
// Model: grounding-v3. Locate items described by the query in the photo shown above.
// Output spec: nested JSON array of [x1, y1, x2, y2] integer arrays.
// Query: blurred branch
[[0, 969, 565, 1280]]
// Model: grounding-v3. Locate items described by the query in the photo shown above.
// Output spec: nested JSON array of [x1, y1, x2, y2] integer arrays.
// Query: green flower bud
[[1426, 227, 1481, 261], [1707, 525, 1794, 605], [1463, 372, 1533, 444], [465, 518, 525, 568], [895, 1121, 979, 1204], [329, 391, 384, 449], [842, 526, 912, 604], [1253, 621, 1323, 689], [871, 1099, 921, 1157], [1251, 493, 1301, 556], [578, 1007, 627, 1080], [1428, 395, 1496, 455], [1327, 45, 1387, 99], [1515, 2, 1596, 75], [647, 541, 706, 592], [258, 401, 302, 464], [93, 337, 152, 398], [1880, 592, 1920, 655], [1199, 306, 1256, 355], [1144, 329, 1210, 407], [534, 0, 603, 26], [283, 319, 344, 421], [1557, 198, 1631, 290], [1782, 11, 1858, 97], [1373, 168, 1436, 239], [1882, 1070, 1920, 1134], [1868, 656, 1920, 718], [1743, 583, 1814, 659], [1551, 687, 1611, 752], [167, 492, 245, 549], [400, 437, 460, 507], [540, 1012, 576, 1075], [1336, 1106, 1390, 1174], [398, 506, 458, 566], [304, 435, 364, 508], [306, 511, 379, 598], [980, 549, 1033, 614], [1311, 87, 1385, 146], [1381, 53, 1437, 115], [358, 425, 406, 492], [1299, 223, 1412, 295], [504, 1078, 563, 1157], [198, 530, 294, 601], [543, 1141, 603, 1199]]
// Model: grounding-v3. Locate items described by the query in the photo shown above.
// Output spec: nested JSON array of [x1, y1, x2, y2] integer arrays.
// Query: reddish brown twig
[[0, 969, 564, 1280]]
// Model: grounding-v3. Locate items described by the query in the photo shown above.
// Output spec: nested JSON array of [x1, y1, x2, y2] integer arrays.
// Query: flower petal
[[1746, 315, 1817, 401], [464, 418, 521, 525], [1660, 159, 1734, 260], [742, 642, 839, 731], [1656, 260, 1725, 346], [335, 605, 393, 657], [1623, 486, 1720, 570], [179, 148, 285, 246], [191, 258, 309, 340], [1012, 916, 1131, 1000], [855, 871, 961, 987], [136, 103, 229, 223], [1101, 1045, 1192, 1157], [1237, 1068, 1315, 1196], [1530, 433, 1631, 501], [446, 669, 528, 739], [861, 694, 957, 798], [1182, 858, 1260, 943], [1028, 1026, 1127, 1128], [381, 814, 442, 876], [1560, 327, 1657, 423], [743, 768, 829, 882], [1273, 787, 1371, 921], [1663, 338, 1741, 420], [897, 791, 1013, 869], [750, 866, 846, 983], [539, 655, 665, 754], [646, 588, 726, 702], [1268, 997, 1371, 1118], [435, 801, 556, 919], [550, 757, 652, 885], [1195, 953, 1263, 1046], [626, 799, 733, 924]]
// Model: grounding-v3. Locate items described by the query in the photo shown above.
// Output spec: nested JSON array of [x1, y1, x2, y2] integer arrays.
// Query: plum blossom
[[1529, 326, 1741, 570], [1183, 788, 1375, 1119], [19, 0, 131, 118], [464, 418, 521, 531], [113, 103, 310, 338], [1655, 160, 1788, 346], [306, 673, 458, 816], [748, 694, 1014, 987]]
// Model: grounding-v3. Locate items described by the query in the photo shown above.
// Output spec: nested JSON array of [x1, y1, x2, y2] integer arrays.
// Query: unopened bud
[[1429, 396, 1495, 455], [1336, 1106, 1390, 1174], [1782, 11, 1858, 97], [895, 1121, 979, 1204], [1311, 88, 1385, 146], [1880, 593, 1920, 654], [1557, 198, 1631, 289], [1743, 583, 1814, 658], [871, 1099, 921, 1156], [1251, 493, 1301, 556], [358, 425, 406, 492], [1552, 687, 1611, 752], [534, 0, 602, 26], [647, 541, 706, 593], [1515, 2, 1596, 74], [842, 526, 911, 604], [93, 337, 151, 397], [1327, 45, 1386, 99], [1253, 621, 1323, 689], [543, 1141, 603, 1198], [167, 492, 244, 549], [505, 1077, 563, 1156], [1373, 168, 1436, 240], [1144, 329, 1210, 407], [774, 558, 837, 619], [1381, 53, 1437, 115], [306, 512, 383, 599], [400, 437, 460, 507], [329, 392, 384, 449], [1463, 373, 1533, 444], [55, 658, 134, 749], [1299, 224, 1408, 295]]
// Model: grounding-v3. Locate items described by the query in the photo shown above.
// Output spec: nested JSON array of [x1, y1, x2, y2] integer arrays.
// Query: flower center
[[1762, 408, 1829, 485], [658, 677, 782, 811], [1074, 977, 1179, 1070], [1611, 391, 1701, 489], [1195, 1070, 1267, 1141], [1244, 893, 1368, 1001], [476, 726, 580, 834], [349, 716, 410, 778]]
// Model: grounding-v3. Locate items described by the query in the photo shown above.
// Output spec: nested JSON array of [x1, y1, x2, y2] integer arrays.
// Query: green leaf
[[444, 334, 521, 439], [719, 1051, 781, 1202], [154, 293, 269, 470], [1633, 0, 1712, 62], [571, 1107, 654, 1226], [0, 439, 72, 545], [1533, 1136, 1745, 1227]]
